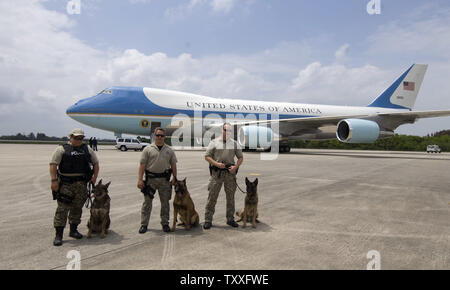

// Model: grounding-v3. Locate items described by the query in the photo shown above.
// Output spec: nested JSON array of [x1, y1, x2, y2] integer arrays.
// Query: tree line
[[1, 130, 449, 151], [0, 132, 114, 142], [289, 130, 450, 152]]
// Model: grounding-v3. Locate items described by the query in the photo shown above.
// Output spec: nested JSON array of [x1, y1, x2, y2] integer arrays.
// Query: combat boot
[[53, 227, 64, 246], [69, 224, 83, 239]]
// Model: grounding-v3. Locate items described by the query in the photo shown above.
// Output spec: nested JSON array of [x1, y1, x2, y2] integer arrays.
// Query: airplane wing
[[210, 109, 450, 134], [377, 110, 450, 119]]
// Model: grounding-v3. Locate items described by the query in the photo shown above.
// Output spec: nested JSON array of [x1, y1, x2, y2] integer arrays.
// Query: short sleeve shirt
[[50, 143, 99, 165], [205, 137, 243, 164], [140, 143, 177, 173]]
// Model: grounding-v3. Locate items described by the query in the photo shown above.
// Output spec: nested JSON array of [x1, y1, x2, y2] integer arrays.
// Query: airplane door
[[150, 122, 161, 133]]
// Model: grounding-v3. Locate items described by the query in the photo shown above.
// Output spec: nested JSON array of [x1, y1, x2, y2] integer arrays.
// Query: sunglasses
[[155, 134, 165, 137], [73, 136, 84, 140]]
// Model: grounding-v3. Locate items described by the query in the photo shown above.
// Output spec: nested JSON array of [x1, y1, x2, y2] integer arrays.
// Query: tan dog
[[236, 177, 259, 228], [87, 180, 111, 239], [171, 178, 199, 231]]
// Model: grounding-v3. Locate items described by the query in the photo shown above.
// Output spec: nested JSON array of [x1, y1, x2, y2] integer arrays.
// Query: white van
[[115, 138, 149, 151], [426, 145, 441, 153]]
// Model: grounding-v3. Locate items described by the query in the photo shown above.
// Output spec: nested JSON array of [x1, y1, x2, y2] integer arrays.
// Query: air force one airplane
[[67, 64, 450, 152]]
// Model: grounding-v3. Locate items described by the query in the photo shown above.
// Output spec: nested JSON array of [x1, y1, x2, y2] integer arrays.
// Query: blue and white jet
[[67, 64, 450, 152]]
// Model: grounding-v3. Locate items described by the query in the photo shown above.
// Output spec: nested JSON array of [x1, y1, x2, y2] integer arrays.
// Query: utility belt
[[141, 169, 173, 199], [209, 163, 237, 177], [145, 169, 172, 181], [58, 175, 87, 183]]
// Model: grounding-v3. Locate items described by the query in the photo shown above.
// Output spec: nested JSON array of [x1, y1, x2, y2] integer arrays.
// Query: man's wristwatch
[[51, 178, 58, 182]]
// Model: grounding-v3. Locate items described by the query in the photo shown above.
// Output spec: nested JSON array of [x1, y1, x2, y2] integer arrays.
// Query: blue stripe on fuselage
[[68, 87, 318, 120]]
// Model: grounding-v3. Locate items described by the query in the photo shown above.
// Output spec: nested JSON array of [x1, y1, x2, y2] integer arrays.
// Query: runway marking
[[277, 228, 446, 240], [249, 173, 261, 176], [49, 237, 159, 270], [356, 183, 400, 190], [161, 235, 175, 267]]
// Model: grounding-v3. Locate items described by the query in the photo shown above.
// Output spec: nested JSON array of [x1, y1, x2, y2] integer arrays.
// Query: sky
[[0, 0, 449, 139]]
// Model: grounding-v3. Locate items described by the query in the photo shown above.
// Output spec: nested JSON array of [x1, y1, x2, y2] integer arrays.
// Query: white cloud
[[367, 5, 450, 60], [290, 62, 388, 105], [334, 44, 349, 64], [210, 0, 235, 13], [165, 0, 249, 21], [0, 0, 106, 136]]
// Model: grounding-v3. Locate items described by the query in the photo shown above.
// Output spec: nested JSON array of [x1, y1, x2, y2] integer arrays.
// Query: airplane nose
[[66, 103, 77, 114], [66, 97, 92, 115]]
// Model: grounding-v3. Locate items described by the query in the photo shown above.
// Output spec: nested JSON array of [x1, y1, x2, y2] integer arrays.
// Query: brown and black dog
[[236, 177, 259, 228], [87, 180, 111, 239], [172, 178, 199, 231]]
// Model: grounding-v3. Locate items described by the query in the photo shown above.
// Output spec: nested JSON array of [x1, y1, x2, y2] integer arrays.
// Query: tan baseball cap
[[69, 128, 85, 137]]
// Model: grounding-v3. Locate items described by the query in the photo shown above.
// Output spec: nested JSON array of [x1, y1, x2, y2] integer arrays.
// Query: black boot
[[69, 224, 83, 239], [53, 227, 64, 246]]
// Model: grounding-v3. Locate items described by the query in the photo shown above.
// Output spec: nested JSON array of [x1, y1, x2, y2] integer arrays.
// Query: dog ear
[[98, 179, 102, 185], [254, 178, 258, 186], [245, 177, 250, 185], [105, 181, 111, 189], [183, 177, 187, 184]]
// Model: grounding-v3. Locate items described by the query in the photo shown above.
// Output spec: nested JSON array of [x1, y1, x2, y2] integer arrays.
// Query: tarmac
[[0, 144, 448, 270]]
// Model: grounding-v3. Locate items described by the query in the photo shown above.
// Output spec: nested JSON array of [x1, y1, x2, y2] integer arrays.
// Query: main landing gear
[[262, 141, 291, 153]]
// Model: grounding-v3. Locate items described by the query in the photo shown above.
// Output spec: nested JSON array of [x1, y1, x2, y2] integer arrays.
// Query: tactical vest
[[58, 144, 92, 175]]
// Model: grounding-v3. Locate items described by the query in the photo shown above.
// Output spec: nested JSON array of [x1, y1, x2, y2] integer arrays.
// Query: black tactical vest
[[58, 144, 92, 175]]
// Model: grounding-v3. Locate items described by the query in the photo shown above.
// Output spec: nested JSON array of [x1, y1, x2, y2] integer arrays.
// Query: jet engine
[[336, 119, 380, 143], [237, 126, 274, 149]]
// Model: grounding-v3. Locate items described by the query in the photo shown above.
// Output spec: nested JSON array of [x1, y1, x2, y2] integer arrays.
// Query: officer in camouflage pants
[[53, 181, 89, 228], [50, 128, 99, 246], [204, 123, 243, 229]]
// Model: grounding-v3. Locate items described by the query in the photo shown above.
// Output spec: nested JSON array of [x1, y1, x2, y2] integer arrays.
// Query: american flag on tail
[[403, 81, 415, 91]]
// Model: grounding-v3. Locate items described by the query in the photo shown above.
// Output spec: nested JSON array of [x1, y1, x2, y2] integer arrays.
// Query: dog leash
[[234, 177, 247, 195], [85, 182, 94, 209]]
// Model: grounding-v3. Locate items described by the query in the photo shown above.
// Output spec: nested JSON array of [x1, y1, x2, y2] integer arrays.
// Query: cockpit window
[[97, 88, 113, 95]]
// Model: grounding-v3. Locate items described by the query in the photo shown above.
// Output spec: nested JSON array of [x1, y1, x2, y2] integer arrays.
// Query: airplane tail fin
[[368, 64, 428, 110]]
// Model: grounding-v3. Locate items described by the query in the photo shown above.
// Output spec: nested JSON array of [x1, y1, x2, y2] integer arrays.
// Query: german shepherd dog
[[171, 178, 199, 231], [236, 177, 259, 228], [87, 180, 111, 239]]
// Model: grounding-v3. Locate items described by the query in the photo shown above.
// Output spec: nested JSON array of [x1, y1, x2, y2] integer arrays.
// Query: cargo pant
[[54, 181, 88, 228], [141, 177, 172, 227], [204, 171, 237, 223]]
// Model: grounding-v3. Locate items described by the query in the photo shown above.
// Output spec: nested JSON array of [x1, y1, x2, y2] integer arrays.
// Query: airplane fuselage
[[66, 87, 403, 138]]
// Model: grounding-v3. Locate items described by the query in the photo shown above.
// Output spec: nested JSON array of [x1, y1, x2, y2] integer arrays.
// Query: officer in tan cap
[[49, 128, 99, 246], [137, 127, 177, 233]]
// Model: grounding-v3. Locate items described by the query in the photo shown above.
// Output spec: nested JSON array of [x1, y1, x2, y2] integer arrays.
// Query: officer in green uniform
[[204, 123, 243, 229], [50, 128, 99, 246], [137, 127, 177, 233]]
